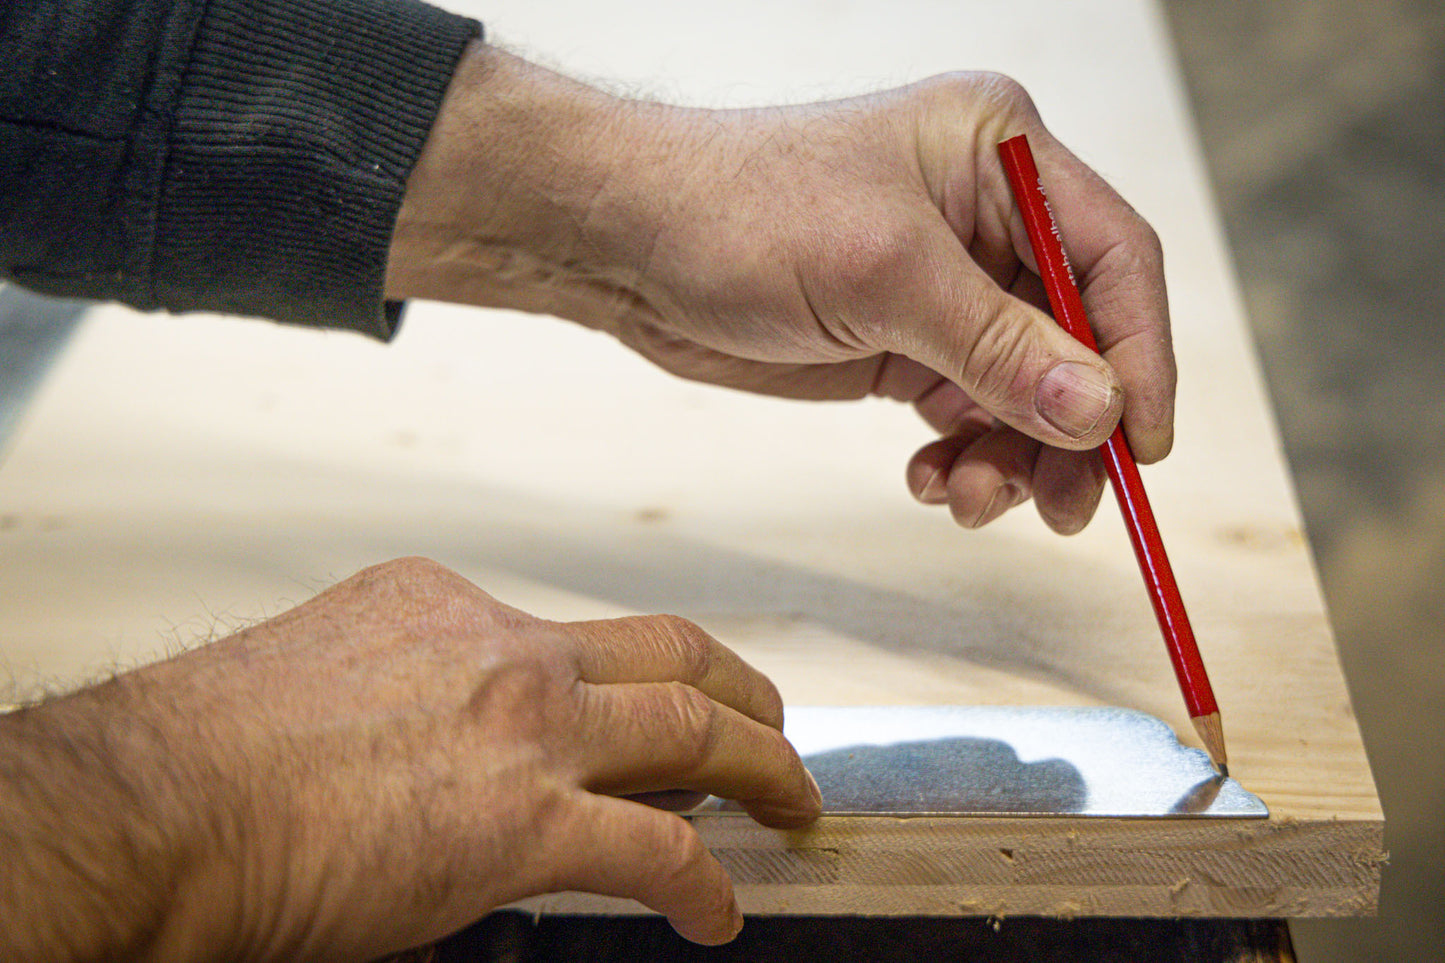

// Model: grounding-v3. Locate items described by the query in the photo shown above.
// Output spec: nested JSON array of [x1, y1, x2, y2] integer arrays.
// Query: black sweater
[[0, 0, 479, 338]]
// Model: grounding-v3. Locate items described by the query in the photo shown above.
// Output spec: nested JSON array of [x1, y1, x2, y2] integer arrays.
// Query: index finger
[[576, 681, 821, 829], [564, 614, 785, 731], [990, 132, 1176, 463]]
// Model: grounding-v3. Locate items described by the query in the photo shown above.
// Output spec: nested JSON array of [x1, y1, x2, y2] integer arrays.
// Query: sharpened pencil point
[[1191, 710, 1229, 779]]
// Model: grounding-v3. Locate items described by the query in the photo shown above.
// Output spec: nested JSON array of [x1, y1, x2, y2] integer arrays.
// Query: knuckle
[[465, 654, 571, 735], [1091, 217, 1165, 301], [915, 70, 1036, 114], [655, 814, 711, 881], [974, 71, 1036, 112], [1109, 226, 1165, 289], [648, 614, 714, 686], [960, 299, 1039, 407], [370, 555, 452, 586], [477, 659, 551, 708], [755, 681, 786, 732], [351, 556, 481, 618], [833, 222, 936, 339], [918, 71, 1039, 124], [842, 221, 928, 289], [470, 598, 541, 639], [529, 778, 574, 830], [659, 683, 719, 767], [1138, 220, 1165, 269]]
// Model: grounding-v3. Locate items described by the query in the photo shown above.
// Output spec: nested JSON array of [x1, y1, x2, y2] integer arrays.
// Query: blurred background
[[1162, 1, 1444, 959]]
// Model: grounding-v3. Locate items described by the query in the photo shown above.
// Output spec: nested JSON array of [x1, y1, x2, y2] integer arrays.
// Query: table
[[0, 0, 1380, 956]]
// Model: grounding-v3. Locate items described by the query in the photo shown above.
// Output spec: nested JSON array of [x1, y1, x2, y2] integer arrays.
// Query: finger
[[987, 131, 1176, 462], [869, 353, 952, 405], [1031, 446, 1108, 535], [575, 681, 821, 829], [860, 218, 1123, 451], [548, 795, 743, 945], [911, 379, 994, 436], [1007, 261, 1052, 316], [936, 423, 1042, 529], [625, 789, 711, 812], [906, 420, 992, 504], [566, 614, 784, 730]]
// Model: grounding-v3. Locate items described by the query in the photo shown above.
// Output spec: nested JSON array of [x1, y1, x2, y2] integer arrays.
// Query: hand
[[386, 45, 1174, 535], [0, 558, 820, 961]]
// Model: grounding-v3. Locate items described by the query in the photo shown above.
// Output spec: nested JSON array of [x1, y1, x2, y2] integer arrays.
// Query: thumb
[[872, 226, 1122, 449]]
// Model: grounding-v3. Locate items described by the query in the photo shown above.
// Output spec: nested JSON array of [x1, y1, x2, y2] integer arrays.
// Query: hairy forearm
[[383, 42, 703, 315], [385, 43, 611, 301], [0, 681, 203, 962]]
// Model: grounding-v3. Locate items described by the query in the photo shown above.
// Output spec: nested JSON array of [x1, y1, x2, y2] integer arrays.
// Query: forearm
[[0, 681, 205, 962], [383, 43, 696, 313]]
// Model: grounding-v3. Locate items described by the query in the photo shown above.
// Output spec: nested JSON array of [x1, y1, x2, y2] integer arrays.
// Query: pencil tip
[[1191, 711, 1229, 780]]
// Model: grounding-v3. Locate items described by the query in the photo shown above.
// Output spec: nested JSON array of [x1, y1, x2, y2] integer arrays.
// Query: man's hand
[[386, 45, 1174, 535], [0, 558, 820, 961]]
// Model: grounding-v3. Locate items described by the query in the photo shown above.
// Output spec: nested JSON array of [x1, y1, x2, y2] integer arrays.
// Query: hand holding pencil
[[997, 134, 1229, 776], [395, 57, 1173, 537], [892, 79, 1177, 536]]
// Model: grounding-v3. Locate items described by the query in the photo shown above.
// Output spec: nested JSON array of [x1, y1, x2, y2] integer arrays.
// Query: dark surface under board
[[380, 914, 1293, 963]]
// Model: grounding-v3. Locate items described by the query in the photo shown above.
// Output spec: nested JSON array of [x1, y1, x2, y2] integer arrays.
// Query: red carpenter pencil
[[996, 133, 1228, 777]]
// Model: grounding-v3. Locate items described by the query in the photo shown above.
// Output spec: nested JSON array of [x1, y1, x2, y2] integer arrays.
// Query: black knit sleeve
[[0, 0, 480, 338]]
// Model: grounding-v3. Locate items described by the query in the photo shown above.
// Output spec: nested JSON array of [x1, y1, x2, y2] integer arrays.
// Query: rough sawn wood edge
[[512, 816, 1383, 919]]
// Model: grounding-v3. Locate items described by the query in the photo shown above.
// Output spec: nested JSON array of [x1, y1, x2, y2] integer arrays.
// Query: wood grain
[[516, 817, 1380, 919]]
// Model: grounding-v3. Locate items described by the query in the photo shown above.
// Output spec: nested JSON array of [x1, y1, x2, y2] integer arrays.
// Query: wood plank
[[518, 816, 1379, 919], [0, 0, 1381, 925]]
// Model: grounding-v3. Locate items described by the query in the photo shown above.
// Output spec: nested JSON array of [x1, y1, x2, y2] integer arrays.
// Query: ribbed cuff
[[150, 0, 479, 337]]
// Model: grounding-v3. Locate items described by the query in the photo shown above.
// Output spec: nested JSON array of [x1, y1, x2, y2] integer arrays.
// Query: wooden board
[[0, 0, 1381, 923]]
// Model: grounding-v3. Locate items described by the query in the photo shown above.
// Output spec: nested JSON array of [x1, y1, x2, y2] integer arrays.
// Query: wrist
[[384, 44, 701, 310], [386, 44, 616, 300]]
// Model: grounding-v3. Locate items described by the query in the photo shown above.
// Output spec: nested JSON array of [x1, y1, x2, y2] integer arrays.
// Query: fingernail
[[805, 768, 823, 809], [972, 483, 1022, 528], [1035, 362, 1119, 440], [918, 468, 948, 504]]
